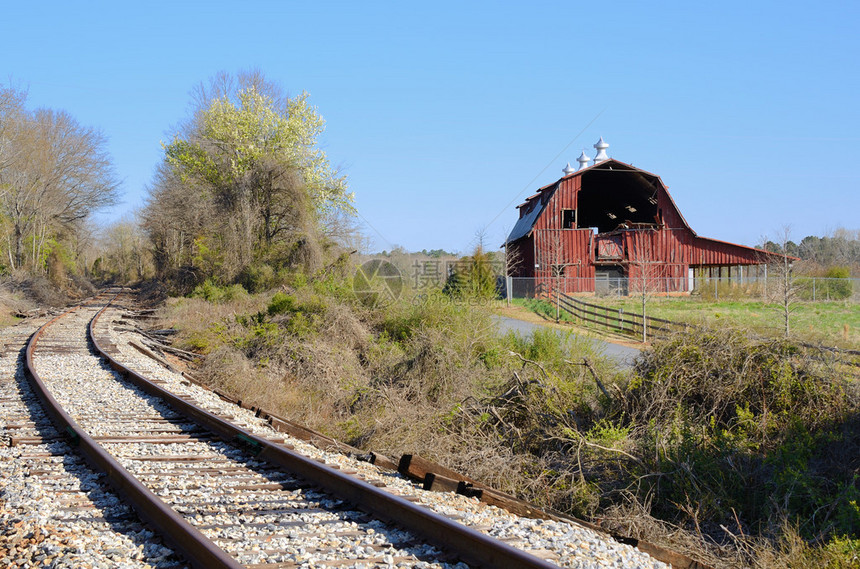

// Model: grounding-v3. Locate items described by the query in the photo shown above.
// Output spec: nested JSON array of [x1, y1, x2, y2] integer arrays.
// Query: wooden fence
[[555, 293, 692, 341], [551, 292, 860, 366]]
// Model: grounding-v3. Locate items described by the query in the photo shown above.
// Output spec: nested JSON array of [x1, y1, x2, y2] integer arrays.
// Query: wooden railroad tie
[[399, 454, 549, 520]]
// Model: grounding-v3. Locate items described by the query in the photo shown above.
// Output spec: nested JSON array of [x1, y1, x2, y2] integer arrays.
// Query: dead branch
[[566, 357, 613, 404], [550, 433, 649, 471], [508, 350, 552, 381]]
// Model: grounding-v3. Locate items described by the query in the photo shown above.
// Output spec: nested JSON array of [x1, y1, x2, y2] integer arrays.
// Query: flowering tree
[[164, 85, 353, 217], [145, 72, 353, 285]]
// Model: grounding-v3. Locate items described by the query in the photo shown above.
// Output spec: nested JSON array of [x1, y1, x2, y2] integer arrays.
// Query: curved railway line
[[1, 289, 676, 568]]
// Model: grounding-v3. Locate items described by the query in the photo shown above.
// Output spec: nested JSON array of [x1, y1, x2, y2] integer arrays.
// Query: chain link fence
[[504, 276, 859, 303]]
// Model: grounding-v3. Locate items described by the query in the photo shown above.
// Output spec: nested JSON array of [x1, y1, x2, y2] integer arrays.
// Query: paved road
[[494, 316, 640, 368]]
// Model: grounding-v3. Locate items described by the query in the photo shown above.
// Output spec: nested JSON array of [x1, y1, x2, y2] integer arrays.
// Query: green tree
[[164, 83, 352, 218], [144, 71, 353, 287], [444, 246, 498, 300]]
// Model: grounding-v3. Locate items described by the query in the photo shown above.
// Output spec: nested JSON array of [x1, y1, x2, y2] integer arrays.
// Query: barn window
[[561, 209, 576, 229]]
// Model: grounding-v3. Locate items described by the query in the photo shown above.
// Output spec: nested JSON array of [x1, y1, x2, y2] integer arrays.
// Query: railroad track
[[0, 309, 183, 568], [3, 288, 671, 568]]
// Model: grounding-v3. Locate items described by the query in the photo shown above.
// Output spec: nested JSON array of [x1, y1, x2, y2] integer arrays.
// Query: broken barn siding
[[533, 228, 594, 293]]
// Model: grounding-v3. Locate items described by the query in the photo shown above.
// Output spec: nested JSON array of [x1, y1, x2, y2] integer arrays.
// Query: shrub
[[796, 267, 854, 300], [285, 312, 313, 337], [625, 328, 858, 541], [822, 266, 853, 299], [190, 280, 219, 301], [190, 279, 248, 303], [237, 263, 277, 293], [442, 247, 498, 300], [160, 271, 858, 568], [221, 284, 249, 302], [267, 292, 297, 315]]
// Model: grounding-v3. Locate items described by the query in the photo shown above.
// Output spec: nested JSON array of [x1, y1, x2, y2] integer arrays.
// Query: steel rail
[[88, 294, 561, 569], [24, 293, 244, 569]]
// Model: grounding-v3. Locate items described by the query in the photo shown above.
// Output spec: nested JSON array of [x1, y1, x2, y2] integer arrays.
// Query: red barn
[[505, 140, 782, 295]]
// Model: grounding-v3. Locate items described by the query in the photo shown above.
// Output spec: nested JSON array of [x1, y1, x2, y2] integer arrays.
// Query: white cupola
[[562, 162, 576, 176], [577, 150, 591, 170], [593, 137, 609, 163]]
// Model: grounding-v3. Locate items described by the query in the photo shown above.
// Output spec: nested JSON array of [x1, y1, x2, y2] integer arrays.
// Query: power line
[[484, 108, 605, 237]]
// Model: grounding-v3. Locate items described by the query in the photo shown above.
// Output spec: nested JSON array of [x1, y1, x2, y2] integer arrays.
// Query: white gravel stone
[[0, 314, 187, 569]]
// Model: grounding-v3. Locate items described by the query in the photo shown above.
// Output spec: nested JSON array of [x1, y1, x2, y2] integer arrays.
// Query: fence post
[[619, 308, 623, 332], [812, 278, 816, 302], [714, 278, 718, 300]]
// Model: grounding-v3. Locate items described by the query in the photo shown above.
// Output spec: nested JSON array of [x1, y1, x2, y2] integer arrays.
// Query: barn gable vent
[[593, 137, 609, 163]]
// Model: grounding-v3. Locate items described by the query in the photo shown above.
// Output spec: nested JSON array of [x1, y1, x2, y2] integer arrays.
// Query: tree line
[[0, 85, 118, 289], [761, 228, 860, 274], [2, 71, 358, 294]]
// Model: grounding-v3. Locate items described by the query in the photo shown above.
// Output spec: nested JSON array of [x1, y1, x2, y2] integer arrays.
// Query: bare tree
[[535, 230, 568, 322], [141, 162, 214, 282], [629, 229, 662, 342], [0, 85, 27, 176], [762, 226, 798, 338], [0, 99, 118, 273], [99, 216, 152, 283], [831, 227, 860, 268]]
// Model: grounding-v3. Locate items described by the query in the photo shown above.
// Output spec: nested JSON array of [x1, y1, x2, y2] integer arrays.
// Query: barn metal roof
[[506, 192, 551, 242], [694, 235, 797, 262]]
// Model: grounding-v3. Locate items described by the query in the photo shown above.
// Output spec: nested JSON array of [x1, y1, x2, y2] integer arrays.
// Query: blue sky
[[3, 1, 858, 253]]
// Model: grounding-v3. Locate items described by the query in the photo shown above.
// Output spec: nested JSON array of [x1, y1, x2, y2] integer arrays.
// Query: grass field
[[514, 296, 859, 348]]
